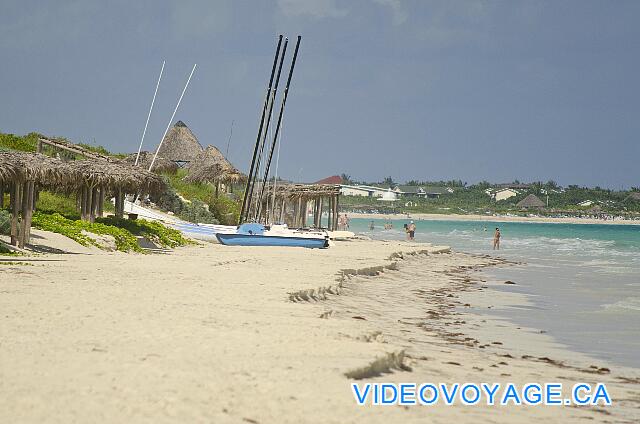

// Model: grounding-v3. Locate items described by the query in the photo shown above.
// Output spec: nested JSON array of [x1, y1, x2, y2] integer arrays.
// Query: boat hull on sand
[[216, 233, 328, 248]]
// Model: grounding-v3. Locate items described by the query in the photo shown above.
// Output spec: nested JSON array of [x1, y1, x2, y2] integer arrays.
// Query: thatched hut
[[183, 145, 245, 196], [516, 194, 545, 209], [121, 151, 178, 174], [254, 183, 341, 230], [0, 150, 167, 247], [154, 121, 203, 167]]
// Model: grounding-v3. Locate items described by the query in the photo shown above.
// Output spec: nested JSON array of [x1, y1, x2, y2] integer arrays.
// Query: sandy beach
[[347, 212, 640, 226], [1, 231, 638, 423]]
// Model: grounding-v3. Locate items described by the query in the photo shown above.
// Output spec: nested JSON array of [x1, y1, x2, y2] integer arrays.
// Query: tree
[[382, 176, 395, 187], [340, 173, 353, 184]]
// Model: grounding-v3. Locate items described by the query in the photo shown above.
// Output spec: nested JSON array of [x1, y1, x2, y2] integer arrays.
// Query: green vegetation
[[31, 212, 190, 253], [340, 180, 640, 217], [0, 132, 39, 152], [157, 169, 241, 225]]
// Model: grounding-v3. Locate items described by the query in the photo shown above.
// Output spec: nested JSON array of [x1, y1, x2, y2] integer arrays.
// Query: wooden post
[[302, 199, 308, 228], [90, 186, 98, 223], [327, 196, 333, 231], [18, 182, 30, 248], [279, 197, 286, 224], [0, 182, 4, 209], [24, 181, 35, 244], [36, 140, 43, 153], [333, 194, 339, 231], [115, 189, 125, 219], [317, 197, 323, 228], [97, 186, 104, 218], [10, 182, 21, 246], [296, 197, 302, 228]]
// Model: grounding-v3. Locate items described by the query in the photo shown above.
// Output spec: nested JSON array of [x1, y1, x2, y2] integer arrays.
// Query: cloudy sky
[[1, 0, 639, 187]]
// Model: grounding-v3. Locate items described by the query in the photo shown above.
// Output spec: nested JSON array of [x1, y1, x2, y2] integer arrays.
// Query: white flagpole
[[135, 60, 165, 166], [149, 63, 197, 172]]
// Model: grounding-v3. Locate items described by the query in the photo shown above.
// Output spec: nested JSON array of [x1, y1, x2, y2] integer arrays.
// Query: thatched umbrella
[[121, 151, 178, 174], [183, 145, 246, 191], [516, 194, 545, 209], [154, 120, 203, 166]]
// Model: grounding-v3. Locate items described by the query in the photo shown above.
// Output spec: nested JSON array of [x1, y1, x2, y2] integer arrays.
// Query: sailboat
[[216, 223, 328, 248], [216, 35, 329, 249]]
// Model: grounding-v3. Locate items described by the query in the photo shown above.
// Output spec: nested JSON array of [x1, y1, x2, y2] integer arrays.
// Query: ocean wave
[[602, 297, 640, 312]]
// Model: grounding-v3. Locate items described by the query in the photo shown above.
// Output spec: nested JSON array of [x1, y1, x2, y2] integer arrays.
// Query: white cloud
[[373, 0, 408, 25], [277, 0, 349, 19]]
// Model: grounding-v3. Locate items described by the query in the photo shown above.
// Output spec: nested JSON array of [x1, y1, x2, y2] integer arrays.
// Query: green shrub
[[209, 195, 241, 225], [97, 216, 192, 248], [0, 132, 39, 152], [32, 212, 141, 252], [178, 199, 219, 224]]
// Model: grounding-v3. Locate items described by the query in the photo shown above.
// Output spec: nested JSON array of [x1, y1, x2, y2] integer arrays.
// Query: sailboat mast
[[248, 38, 289, 222], [256, 36, 302, 221], [239, 35, 283, 224]]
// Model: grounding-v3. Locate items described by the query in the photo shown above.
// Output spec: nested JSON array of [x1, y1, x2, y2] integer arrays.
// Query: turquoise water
[[349, 217, 640, 368]]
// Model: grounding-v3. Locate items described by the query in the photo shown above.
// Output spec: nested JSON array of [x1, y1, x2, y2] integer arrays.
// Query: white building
[[489, 188, 519, 202], [340, 184, 390, 198]]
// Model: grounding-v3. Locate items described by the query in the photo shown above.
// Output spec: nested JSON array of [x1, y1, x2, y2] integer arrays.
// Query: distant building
[[488, 188, 519, 201], [314, 175, 342, 185], [340, 184, 390, 198], [577, 200, 594, 207], [394, 185, 453, 199], [516, 194, 545, 209]]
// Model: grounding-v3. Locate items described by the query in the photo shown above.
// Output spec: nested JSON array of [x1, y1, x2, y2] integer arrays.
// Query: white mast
[[149, 63, 197, 172], [135, 60, 165, 166]]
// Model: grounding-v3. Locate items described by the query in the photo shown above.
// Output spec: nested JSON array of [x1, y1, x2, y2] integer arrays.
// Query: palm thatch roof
[[516, 194, 545, 208], [0, 151, 166, 196], [624, 192, 640, 202], [121, 151, 178, 174], [183, 145, 245, 184], [155, 121, 203, 165], [261, 183, 341, 199]]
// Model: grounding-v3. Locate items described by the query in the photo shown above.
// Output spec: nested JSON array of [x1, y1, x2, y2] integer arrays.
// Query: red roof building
[[313, 175, 343, 185]]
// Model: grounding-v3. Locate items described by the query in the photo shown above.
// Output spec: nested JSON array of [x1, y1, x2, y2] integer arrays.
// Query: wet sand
[[1, 231, 638, 423]]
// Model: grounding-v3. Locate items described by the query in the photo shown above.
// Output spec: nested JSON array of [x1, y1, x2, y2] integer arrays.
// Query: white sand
[[1, 232, 638, 423]]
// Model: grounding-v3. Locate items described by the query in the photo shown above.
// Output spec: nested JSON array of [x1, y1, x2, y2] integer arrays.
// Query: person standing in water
[[493, 227, 501, 250], [369, 220, 375, 231], [407, 220, 416, 241]]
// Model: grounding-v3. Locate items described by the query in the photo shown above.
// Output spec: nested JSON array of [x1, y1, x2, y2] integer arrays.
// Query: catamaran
[[214, 35, 330, 248]]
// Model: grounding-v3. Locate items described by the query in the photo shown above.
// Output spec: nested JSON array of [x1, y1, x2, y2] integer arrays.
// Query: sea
[[348, 217, 640, 369]]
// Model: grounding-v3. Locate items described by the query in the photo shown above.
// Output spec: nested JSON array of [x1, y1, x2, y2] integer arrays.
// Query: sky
[[1, 0, 639, 188]]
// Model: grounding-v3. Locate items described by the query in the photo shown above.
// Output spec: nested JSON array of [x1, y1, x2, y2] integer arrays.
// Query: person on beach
[[407, 221, 416, 240], [493, 227, 501, 250], [369, 220, 375, 231]]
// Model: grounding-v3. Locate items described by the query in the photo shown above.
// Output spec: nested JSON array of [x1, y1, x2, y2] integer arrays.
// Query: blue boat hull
[[216, 233, 328, 248]]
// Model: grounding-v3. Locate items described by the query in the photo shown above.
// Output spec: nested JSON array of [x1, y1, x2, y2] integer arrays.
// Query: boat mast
[[248, 38, 289, 222], [239, 35, 283, 224], [149, 63, 197, 172], [255, 36, 301, 222], [135, 60, 165, 166]]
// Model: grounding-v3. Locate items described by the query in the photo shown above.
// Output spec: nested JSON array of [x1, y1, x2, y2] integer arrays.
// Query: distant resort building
[[339, 183, 453, 199], [486, 188, 520, 201], [339, 184, 391, 198], [577, 200, 594, 207]]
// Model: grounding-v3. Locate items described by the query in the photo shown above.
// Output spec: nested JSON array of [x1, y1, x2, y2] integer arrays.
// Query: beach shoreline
[[1, 232, 638, 422], [346, 211, 640, 226]]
